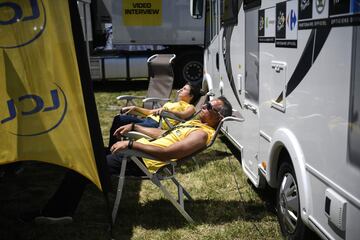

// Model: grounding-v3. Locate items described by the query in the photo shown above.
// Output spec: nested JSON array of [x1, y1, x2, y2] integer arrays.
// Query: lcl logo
[[1, 84, 68, 136], [0, 0, 46, 48]]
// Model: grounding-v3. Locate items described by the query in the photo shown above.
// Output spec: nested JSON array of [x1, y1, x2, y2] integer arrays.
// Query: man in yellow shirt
[[31, 97, 232, 224]]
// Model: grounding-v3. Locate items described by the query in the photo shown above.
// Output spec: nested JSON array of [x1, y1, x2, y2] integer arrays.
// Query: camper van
[[191, 0, 360, 239]]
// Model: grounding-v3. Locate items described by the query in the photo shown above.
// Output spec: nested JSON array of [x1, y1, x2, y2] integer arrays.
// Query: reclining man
[[32, 96, 232, 223]]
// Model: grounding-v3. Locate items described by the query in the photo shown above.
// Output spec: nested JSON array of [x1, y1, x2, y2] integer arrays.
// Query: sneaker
[[34, 216, 73, 225]]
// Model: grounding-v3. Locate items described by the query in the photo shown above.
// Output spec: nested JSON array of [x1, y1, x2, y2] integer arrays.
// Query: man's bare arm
[[132, 130, 208, 161], [133, 124, 165, 139]]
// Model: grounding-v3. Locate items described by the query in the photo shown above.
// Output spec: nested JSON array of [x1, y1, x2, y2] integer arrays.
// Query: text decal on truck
[[123, 0, 162, 26]]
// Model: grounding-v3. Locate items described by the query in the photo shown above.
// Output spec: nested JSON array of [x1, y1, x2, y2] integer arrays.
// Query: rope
[[225, 152, 264, 237]]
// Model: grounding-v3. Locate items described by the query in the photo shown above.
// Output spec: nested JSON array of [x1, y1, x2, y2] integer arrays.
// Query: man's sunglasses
[[202, 102, 224, 118]]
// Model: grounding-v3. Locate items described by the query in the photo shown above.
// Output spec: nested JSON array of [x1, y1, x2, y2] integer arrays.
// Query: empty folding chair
[[116, 54, 176, 109]]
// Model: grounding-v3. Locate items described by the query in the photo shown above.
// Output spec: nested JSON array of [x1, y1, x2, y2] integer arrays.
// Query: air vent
[[325, 189, 347, 231], [90, 58, 102, 80]]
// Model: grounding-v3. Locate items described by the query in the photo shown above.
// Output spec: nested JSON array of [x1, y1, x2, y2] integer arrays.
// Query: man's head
[[199, 96, 232, 128]]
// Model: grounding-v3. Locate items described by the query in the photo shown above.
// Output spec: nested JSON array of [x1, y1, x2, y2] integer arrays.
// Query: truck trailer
[[78, 0, 205, 87]]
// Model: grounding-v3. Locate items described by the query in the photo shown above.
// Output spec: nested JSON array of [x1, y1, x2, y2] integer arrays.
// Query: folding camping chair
[[116, 54, 176, 110], [111, 114, 244, 224], [121, 90, 215, 141], [158, 90, 215, 129]]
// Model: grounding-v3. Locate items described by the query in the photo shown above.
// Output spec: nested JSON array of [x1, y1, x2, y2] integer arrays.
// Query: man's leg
[[33, 154, 144, 224], [34, 170, 89, 224], [108, 115, 144, 149]]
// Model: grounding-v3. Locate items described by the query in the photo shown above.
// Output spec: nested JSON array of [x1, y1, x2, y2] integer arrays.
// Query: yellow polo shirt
[[148, 101, 194, 130], [136, 120, 215, 173]]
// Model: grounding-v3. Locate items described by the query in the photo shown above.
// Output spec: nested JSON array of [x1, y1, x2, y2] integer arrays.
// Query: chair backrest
[[144, 54, 176, 109], [158, 90, 214, 129], [176, 113, 244, 163]]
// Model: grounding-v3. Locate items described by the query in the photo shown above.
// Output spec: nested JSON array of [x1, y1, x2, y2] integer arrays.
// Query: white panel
[[129, 57, 149, 78], [104, 58, 127, 79]]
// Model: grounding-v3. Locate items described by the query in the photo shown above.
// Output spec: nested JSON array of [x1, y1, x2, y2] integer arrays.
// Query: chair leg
[[112, 158, 128, 224], [163, 168, 193, 201], [151, 176, 194, 223], [172, 177, 193, 202]]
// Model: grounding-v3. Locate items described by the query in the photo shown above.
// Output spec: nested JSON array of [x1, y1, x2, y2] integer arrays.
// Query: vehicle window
[[221, 0, 238, 26]]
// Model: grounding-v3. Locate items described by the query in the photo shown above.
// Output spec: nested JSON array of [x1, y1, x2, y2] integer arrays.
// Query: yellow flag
[[0, 0, 102, 189]]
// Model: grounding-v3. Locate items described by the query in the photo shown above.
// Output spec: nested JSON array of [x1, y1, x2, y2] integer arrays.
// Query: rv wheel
[[175, 54, 203, 87], [277, 162, 307, 240]]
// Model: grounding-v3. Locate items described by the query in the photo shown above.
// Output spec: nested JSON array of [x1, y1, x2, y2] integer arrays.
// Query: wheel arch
[[267, 128, 311, 224]]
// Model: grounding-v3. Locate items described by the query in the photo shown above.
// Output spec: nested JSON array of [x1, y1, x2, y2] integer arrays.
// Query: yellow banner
[[0, 0, 102, 189], [123, 0, 162, 26]]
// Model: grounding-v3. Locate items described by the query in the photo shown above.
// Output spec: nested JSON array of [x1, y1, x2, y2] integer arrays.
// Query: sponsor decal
[[329, 0, 350, 15], [258, 7, 275, 43], [0, 0, 46, 48], [259, 15, 265, 32], [258, 9, 265, 37], [352, 0, 360, 12], [0, 83, 67, 136], [301, 0, 311, 11], [316, 0, 326, 13], [277, 10, 286, 34], [276, 1, 297, 48], [299, 0, 313, 20], [287, 9, 298, 30], [298, 0, 330, 29]]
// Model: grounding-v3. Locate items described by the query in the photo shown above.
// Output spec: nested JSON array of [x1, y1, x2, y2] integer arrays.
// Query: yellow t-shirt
[[148, 101, 194, 130], [136, 120, 215, 173]]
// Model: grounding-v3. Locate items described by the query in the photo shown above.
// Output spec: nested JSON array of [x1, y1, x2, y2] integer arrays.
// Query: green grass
[[0, 87, 281, 240]]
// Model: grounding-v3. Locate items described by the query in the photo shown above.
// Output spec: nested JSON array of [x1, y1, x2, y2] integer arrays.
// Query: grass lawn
[[0, 84, 281, 240]]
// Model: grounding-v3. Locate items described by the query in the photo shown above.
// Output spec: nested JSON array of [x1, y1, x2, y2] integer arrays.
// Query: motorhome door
[[204, 0, 220, 93], [242, 7, 260, 185]]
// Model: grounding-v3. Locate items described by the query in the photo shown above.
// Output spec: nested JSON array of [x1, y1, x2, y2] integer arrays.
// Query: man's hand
[[110, 141, 129, 154], [113, 124, 133, 139]]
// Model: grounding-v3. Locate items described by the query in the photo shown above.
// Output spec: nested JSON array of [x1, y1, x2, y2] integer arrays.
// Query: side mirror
[[190, 0, 204, 19]]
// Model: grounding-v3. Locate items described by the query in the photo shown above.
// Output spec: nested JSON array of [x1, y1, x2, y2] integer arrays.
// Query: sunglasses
[[202, 102, 224, 118]]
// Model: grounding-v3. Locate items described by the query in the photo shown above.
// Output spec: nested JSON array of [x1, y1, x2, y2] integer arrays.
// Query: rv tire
[[276, 162, 308, 240], [174, 54, 203, 87]]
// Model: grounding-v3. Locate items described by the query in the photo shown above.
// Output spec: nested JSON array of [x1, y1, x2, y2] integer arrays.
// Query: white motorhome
[[77, 0, 205, 86], [192, 0, 360, 239]]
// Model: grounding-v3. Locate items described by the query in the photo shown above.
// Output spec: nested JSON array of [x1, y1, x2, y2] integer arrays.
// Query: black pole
[[68, 0, 114, 238]]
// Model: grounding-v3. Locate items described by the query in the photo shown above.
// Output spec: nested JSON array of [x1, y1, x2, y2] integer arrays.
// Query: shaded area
[[174, 148, 233, 175], [119, 198, 271, 230], [0, 162, 141, 240]]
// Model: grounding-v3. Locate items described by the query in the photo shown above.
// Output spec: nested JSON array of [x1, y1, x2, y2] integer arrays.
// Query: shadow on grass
[[0, 162, 142, 240], [174, 149, 233, 175], [112, 197, 269, 230], [219, 136, 278, 210]]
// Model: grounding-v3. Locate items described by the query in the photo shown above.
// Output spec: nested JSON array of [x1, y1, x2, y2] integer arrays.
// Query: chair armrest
[[120, 149, 167, 162], [159, 110, 187, 129], [142, 97, 170, 103], [116, 95, 146, 101], [207, 115, 245, 148], [123, 131, 152, 141], [117, 95, 146, 107], [143, 97, 170, 109], [160, 111, 186, 123]]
